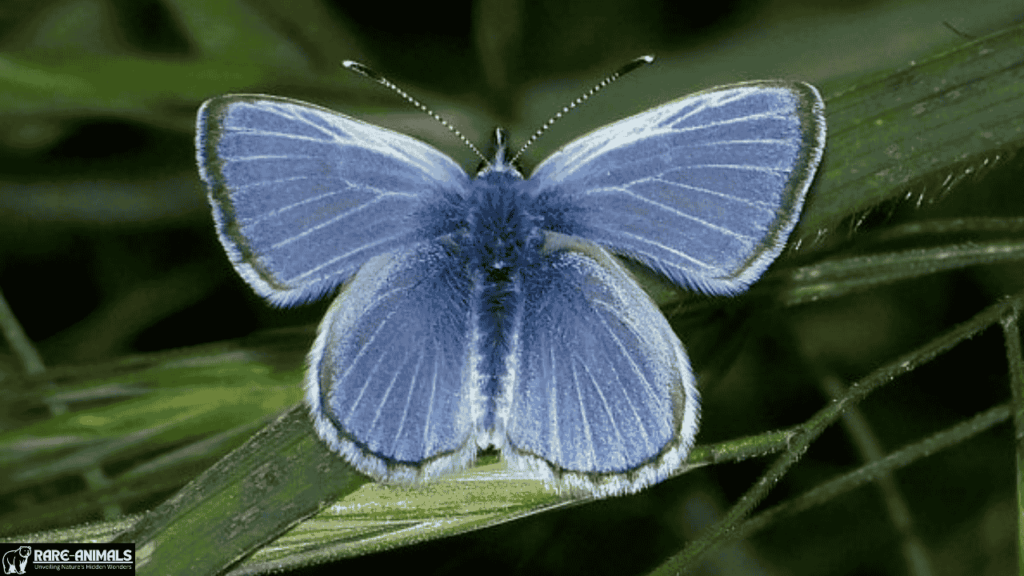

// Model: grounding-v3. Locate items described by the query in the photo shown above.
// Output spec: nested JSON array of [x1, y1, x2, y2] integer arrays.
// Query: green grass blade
[[794, 22, 1024, 246], [112, 405, 368, 576]]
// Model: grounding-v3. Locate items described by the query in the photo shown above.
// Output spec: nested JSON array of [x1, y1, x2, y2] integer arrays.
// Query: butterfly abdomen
[[462, 171, 543, 438]]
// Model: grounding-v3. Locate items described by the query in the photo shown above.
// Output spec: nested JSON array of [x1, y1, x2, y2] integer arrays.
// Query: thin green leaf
[[650, 290, 1024, 574], [111, 406, 366, 576], [770, 238, 1024, 306], [794, 22, 1024, 245], [1002, 312, 1024, 573], [161, 0, 309, 68]]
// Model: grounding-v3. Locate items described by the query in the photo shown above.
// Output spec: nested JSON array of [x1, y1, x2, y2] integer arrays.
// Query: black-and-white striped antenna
[[510, 55, 655, 165], [342, 60, 489, 166]]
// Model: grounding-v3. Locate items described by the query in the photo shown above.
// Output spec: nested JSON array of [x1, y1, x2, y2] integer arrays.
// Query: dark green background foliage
[[1, 1, 1023, 575]]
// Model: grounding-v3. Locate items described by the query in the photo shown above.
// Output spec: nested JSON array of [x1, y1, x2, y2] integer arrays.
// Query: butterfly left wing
[[502, 234, 699, 496], [528, 81, 825, 295], [306, 241, 477, 483], [197, 95, 471, 306]]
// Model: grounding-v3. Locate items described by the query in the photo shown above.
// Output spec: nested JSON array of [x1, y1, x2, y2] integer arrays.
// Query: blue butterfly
[[196, 70, 825, 497]]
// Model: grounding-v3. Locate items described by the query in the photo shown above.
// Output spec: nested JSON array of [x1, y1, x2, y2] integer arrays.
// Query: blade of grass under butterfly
[[108, 428, 798, 575], [111, 405, 368, 576], [221, 427, 810, 574], [3, 414, 802, 575]]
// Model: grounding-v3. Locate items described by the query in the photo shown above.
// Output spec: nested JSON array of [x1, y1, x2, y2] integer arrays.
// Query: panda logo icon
[[1, 546, 29, 575]]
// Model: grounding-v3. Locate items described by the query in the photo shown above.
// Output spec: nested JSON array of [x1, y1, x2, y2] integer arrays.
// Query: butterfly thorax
[[464, 169, 542, 271]]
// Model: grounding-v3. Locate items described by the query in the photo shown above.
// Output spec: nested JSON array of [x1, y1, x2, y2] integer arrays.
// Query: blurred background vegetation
[[1, 0, 1023, 574]]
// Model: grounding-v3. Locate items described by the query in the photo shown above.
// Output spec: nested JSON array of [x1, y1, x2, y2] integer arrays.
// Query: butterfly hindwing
[[503, 234, 699, 496], [305, 242, 478, 483], [529, 81, 825, 295], [197, 95, 471, 305]]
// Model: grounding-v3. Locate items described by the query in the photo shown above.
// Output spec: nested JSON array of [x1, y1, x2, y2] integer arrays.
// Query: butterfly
[[196, 64, 826, 497]]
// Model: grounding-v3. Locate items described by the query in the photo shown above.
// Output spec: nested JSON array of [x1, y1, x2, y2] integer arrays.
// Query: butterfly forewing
[[529, 81, 825, 296], [197, 95, 471, 306]]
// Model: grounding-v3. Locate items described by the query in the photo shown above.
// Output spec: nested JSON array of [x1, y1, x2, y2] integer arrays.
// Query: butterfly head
[[476, 128, 523, 178]]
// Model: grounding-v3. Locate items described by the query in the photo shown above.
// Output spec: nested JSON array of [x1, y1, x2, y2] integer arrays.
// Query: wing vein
[[547, 338, 561, 465], [668, 110, 788, 134], [608, 230, 722, 272], [367, 358, 404, 436], [269, 189, 416, 250], [578, 359, 625, 462], [389, 345, 426, 457], [282, 234, 402, 284], [224, 153, 316, 162], [570, 359, 598, 467], [663, 179, 776, 209], [227, 128, 336, 144], [678, 163, 786, 174], [677, 137, 796, 148], [339, 304, 403, 422], [422, 339, 440, 455], [602, 182, 756, 240], [593, 299, 668, 425], [264, 104, 350, 144], [230, 174, 315, 195]]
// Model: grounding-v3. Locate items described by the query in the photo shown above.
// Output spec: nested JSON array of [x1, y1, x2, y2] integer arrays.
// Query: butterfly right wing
[[197, 95, 471, 306], [502, 234, 699, 497], [306, 240, 478, 483], [528, 82, 825, 296]]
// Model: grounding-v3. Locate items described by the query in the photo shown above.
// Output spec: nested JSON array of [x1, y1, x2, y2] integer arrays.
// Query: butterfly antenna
[[343, 60, 489, 166], [510, 55, 655, 165]]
